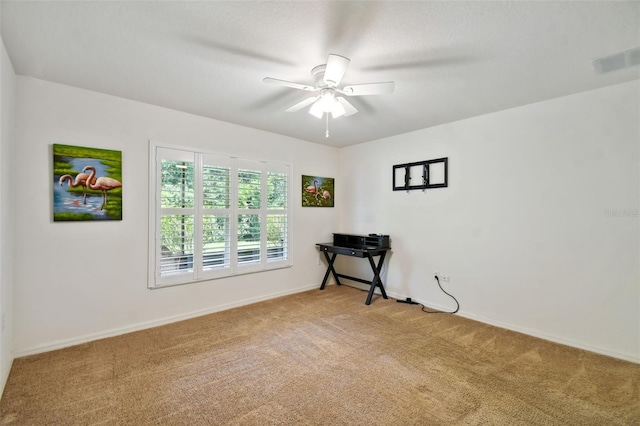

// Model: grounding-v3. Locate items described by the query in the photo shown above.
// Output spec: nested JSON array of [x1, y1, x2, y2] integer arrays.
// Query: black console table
[[317, 233, 390, 305]]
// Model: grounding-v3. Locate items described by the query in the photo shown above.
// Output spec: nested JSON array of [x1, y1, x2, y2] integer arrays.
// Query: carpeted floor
[[1, 285, 639, 425]]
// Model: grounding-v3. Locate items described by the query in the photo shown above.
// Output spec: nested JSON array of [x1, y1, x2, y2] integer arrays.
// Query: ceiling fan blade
[[324, 54, 350, 86], [285, 97, 318, 112], [336, 97, 358, 117], [263, 77, 315, 91], [342, 81, 394, 96]]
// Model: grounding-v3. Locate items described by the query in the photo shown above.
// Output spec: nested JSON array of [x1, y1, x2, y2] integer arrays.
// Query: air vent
[[593, 47, 640, 73]]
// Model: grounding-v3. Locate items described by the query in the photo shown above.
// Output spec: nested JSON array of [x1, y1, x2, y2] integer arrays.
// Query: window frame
[[148, 141, 293, 289]]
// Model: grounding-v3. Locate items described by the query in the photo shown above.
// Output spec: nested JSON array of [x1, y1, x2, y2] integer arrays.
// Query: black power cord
[[397, 275, 460, 314], [421, 275, 459, 314]]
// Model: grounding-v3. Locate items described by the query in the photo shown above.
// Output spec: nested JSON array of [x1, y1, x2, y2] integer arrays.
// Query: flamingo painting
[[53, 143, 122, 221], [302, 175, 334, 208], [82, 165, 122, 211], [58, 173, 96, 204]]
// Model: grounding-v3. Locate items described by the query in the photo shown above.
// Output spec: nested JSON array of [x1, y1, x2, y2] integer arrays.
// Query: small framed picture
[[302, 175, 334, 207]]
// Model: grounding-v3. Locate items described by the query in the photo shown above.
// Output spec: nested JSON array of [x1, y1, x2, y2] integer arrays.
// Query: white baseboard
[[14, 283, 319, 358], [0, 356, 14, 400], [383, 288, 640, 364], [456, 310, 640, 364]]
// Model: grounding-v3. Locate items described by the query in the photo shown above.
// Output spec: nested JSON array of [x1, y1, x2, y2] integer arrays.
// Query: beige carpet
[[1, 285, 638, 425]]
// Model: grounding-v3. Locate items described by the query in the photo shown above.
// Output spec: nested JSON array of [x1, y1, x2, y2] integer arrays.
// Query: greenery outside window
[[149, 145, 291, 288]]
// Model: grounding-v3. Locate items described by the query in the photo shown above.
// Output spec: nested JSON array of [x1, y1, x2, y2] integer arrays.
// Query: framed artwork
[[53, 143, 123, 221], [302, 175, 334, 207]]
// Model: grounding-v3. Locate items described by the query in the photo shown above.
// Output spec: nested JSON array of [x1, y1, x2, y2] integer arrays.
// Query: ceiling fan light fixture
[[318, 89, 336, 112], [309, 89, 346, 119], [309, 101, 324, 118], [331, 101, 346, 118]]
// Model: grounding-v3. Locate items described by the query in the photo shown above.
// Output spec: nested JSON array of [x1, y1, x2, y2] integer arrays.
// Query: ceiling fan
[[263, 54, 394, 121]]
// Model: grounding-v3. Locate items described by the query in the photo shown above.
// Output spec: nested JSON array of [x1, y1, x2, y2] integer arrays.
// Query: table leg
[[365, 251, 388, 305], [320, 251, 341, 290]]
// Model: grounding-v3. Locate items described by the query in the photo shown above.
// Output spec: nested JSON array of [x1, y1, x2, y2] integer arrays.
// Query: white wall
[[0, 36, 17, 395], [338, 80, 640, 362], [8, 73, 640, 363], [13, 77, 340, 355]]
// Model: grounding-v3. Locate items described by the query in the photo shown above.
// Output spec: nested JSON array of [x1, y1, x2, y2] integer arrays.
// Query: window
[[149, 145, 291, 288]]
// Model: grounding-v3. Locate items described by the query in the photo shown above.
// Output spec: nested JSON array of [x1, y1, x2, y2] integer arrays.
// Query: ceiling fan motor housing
[[312, 64, 331, 88]]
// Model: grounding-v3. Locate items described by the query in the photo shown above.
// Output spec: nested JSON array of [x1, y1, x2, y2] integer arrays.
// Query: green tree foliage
[[161, 165, 287, 255], [161, 160, 194, 209], [160, 160, 195, 254], [268, 172, 287, 209]]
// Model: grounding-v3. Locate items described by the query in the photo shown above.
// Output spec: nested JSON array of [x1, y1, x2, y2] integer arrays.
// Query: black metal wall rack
[[392, 157, 448, 192]]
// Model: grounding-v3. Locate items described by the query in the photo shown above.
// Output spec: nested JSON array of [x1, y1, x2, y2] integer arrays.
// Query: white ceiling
[[2, 1, 639, 147]]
